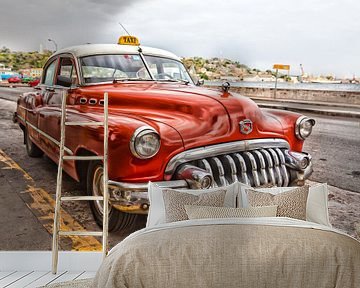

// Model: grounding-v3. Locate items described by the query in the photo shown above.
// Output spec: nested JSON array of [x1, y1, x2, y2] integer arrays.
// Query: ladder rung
[[63, 155, 103, 161], [59, 231, 103, 237], [65, 121, 104, 126], [61, 196, 104, 201]]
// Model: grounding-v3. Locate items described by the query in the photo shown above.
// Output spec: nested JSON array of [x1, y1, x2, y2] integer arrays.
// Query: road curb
[[250, 96, 360, 109]]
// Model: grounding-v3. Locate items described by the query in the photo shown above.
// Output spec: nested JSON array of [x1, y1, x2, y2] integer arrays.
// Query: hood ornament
[[222, 81, 230, 92], [239, 119, 253, 135]]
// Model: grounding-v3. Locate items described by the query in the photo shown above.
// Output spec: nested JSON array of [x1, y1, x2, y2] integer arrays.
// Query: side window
[[56, 57, 78, 86], [43, 60, 57, 86]]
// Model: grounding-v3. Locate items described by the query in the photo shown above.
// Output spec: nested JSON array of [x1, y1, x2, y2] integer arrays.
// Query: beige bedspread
[[93, 218, 360, 288]]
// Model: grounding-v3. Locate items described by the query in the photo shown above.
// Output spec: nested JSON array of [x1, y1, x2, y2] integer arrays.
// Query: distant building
[[19, 68, 43, 78], [242, 74, 276, 82], [0, 63, 12, 75], [289, 76, 299, 83], [0, 63, 16, 80]]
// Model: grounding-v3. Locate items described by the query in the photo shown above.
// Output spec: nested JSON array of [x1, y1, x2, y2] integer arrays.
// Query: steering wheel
[[157, 73, 174, 80]]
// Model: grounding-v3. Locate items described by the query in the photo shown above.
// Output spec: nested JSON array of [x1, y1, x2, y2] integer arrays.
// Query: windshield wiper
[[157, 79, 190, 85], [113, 78, 154, 83]]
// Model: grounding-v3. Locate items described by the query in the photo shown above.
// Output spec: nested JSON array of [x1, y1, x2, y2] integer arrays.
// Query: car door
[[37, 57, 60, 158], [38, 55, 79, 161]]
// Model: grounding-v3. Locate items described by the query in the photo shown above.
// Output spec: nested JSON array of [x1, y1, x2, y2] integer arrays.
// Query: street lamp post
[[48, 38, 58, 51]]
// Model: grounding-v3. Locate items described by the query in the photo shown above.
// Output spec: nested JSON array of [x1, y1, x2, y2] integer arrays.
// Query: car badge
[[239, 119, 253, 135]]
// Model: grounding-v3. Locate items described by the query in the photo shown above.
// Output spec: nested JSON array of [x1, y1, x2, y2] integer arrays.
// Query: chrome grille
[[181, 148, 291, 187]]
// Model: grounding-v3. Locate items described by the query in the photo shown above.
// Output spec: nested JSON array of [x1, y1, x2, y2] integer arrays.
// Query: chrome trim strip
[[108, 179, 188, 192], [17, 114, 73, 155], [233, 153, 250, 186], [260, 149, 276, 185], [275, 148, 289, 186], [253, 150, 268, 184], [165, 138, 289, 176], [268, 148, 282, 186], [17, 114, 26, 122], [244, 152, 260, 187], [224, 155, 238, 183]]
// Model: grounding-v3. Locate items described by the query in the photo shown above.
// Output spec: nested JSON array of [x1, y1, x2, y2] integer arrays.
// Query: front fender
[[261, 108, 305, 152], [108, 116, 184, 182]]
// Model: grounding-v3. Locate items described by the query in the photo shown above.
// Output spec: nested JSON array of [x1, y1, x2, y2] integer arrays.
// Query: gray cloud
[[0, 0, 143, 50], [0, 0, 359, 77]]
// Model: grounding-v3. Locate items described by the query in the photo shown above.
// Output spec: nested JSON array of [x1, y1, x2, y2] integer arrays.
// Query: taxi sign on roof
[[118, 36, 140, 46]]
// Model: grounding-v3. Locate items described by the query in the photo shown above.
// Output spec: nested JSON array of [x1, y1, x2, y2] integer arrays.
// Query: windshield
[[80, 54, 151, 84], [144, 55, 193, 83], [79, 54, 193, 84]]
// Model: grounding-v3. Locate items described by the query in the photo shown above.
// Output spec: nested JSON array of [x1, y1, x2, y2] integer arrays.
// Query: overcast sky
[[0, 0, 359, 77]]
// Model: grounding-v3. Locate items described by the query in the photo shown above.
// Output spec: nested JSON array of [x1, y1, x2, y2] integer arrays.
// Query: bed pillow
[[251, 183, 331, 227], [246, 185, 309, 220], [184, 205, 278, 220], [162, 189, 226, 223], [146, 181, 239, 227]]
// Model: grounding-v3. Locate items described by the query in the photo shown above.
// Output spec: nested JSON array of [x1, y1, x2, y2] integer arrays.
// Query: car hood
[[79, 82, 285, 149]]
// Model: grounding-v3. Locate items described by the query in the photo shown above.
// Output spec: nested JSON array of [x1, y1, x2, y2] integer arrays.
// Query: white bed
[[93, 182, 360, 288]]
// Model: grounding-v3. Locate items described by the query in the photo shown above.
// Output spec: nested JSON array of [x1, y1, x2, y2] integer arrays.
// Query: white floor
[[0, 251, 102, 288]]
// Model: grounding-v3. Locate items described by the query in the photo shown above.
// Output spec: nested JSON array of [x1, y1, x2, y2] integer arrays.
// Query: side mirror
[[196, 79, 204, 86], [57, 75, 72, 88]]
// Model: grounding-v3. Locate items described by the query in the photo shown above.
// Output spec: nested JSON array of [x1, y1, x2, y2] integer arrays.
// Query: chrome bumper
[[108, 152, 313, 214], [108, 180, 188, 214], [108, 139, 313, 214]]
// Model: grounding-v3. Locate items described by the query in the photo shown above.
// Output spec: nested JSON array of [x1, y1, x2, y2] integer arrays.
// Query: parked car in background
[[21, 76, 34, 84], [28, 78, 40, 87], [8, 76, 22, 83], [14, 37, 315, 231]]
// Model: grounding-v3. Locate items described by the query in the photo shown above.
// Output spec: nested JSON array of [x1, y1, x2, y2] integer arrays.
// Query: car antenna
[[118, 22, 131, 36], [118, 22, 142, 52]]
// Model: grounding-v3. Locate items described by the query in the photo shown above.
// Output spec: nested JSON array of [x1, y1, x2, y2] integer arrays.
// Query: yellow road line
[[0, 150, 32, 181], [0, 149, 102, 251]]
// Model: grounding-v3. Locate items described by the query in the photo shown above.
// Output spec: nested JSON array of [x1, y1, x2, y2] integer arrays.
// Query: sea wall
[[205, 85, 360, 106]]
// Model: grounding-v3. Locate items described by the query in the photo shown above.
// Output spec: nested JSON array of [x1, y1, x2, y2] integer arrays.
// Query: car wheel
[[25, 128, 44, 157], [86, 160, 138, 232]]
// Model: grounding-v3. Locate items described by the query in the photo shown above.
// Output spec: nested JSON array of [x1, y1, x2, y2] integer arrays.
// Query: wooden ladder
[[51, 90, 109, 274]]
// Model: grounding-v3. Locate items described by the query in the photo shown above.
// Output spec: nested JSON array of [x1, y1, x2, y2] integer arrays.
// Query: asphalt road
[[303, 112, 360, 192], [0, 86, 32, 102], [0, 86, 359, 250]]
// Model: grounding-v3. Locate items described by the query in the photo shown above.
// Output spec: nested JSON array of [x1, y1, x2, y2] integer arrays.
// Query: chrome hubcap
[[92, 166, 111, 215]]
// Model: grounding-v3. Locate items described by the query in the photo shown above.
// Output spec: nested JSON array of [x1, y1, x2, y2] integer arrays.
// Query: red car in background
[[8, 76, 22, 83], [28, 78, 40, 87]]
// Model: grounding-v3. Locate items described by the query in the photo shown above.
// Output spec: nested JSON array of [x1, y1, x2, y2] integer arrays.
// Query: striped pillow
[[246, 185, 309, 220], [162, 189, 226, 223]]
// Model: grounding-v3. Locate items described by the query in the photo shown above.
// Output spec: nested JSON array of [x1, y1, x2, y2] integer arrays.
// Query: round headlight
[[295, 116, 315, 140], [130, 127, 161, 159]]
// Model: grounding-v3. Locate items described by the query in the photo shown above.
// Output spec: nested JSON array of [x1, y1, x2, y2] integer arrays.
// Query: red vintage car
[[28, 78, 40, 87], [14, 39, 315, 231], [8, 76, 22, 83]]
